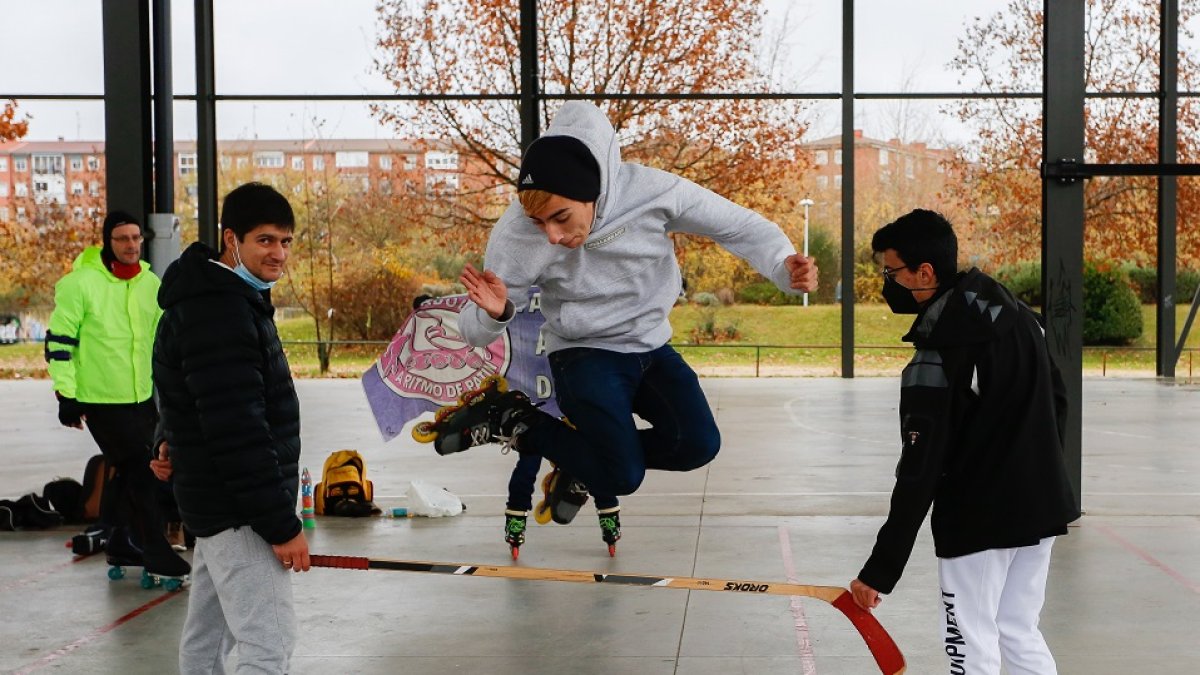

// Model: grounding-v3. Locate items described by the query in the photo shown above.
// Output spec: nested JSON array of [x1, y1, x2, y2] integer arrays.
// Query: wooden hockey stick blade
[[311, 554, 905, 674]]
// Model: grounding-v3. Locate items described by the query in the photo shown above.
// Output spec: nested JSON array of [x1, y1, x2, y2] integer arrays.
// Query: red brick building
[[801, 129, 955, 198], [0, 138, 482, 222]]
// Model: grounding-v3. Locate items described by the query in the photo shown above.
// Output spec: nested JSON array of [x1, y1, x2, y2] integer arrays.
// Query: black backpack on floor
[[0, 493, 64, 531], [43, 478, 85, 524]]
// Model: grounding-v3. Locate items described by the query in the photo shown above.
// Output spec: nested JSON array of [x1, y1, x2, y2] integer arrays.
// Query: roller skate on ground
[[105, 527, 144, 581], [140, 551, 191, 592], [534, 465, 589, 525], [106, 526, 191, 591], [504, 509, 527, 560], [67, 524, 109, 556], [411, 375, 539, 455], [597, 506, 622, 557]]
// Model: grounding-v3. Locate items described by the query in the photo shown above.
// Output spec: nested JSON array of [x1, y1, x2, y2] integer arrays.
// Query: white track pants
[[937, 537, 1057, 675]]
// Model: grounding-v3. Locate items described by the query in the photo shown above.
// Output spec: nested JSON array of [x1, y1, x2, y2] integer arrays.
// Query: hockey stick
[[311, 554, 905, 674]]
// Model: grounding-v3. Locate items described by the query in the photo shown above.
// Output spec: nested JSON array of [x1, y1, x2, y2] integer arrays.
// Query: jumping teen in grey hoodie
[[430, 101, 818, 507]]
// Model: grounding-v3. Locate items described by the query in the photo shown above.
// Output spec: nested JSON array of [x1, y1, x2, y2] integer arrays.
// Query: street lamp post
[[799, 198, 814, 307]]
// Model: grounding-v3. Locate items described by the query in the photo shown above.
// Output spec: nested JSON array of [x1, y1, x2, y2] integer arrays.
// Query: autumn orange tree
[[1, 100, 29, 141], [373, 0, 811, 293], [0, 102, 105, 310], [948, 0, 1200, 269]]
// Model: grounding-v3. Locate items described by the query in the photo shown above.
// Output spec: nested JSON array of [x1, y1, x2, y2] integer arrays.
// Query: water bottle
[[301, 467, 316, 529], [384, 507, 413, 518]]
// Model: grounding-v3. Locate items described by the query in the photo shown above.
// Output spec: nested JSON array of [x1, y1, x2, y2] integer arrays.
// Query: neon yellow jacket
[[46, 246, 161, 403]]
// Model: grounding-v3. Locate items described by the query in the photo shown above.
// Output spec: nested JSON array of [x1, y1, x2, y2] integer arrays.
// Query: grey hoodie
[[459, 101, 799, 354]]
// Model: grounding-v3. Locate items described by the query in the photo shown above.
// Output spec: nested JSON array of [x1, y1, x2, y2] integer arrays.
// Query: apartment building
[[0, 138, 471, 221], [802, 129, 955, 195]]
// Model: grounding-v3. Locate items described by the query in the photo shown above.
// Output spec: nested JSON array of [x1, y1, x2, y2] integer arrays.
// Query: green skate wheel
[[108, 566, 125, 580], [164, 578, 183, 592], [140, 570, 155, 589]]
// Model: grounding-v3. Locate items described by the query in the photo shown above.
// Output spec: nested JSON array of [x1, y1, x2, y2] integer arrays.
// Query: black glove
[[56, 393, 85, 428]]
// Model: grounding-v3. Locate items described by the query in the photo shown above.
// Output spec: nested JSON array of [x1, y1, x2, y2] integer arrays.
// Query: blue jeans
[[522, 344, 721, 496], [507, 453, 619, 512]]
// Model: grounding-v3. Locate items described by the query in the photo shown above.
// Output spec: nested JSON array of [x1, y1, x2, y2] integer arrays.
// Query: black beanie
[[517, 135, 601, 202], [101, 210, 141, 265]]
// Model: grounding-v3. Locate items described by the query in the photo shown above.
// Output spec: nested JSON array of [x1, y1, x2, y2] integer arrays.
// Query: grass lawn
[[4, 303, 1198, 380]]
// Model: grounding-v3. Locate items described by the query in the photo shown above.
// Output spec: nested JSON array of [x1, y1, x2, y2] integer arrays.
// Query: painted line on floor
[[778, 525, 819, 675], [0, 554, 94, 595], [373, 491, 895, 499], [11, 590, 185, 675], [1095, 523, 1200, 595]]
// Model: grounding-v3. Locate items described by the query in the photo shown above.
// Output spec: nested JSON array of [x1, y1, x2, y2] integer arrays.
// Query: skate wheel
[[140, 571, 156, 589], [164, 578, 183, 592], [511, 546, 520, 561], [608, 544, 616, 557], [483, 374, 509, 393], [411, 421, 438, 443], [108, 566, 125, 580], [533, 502, 553, 525]]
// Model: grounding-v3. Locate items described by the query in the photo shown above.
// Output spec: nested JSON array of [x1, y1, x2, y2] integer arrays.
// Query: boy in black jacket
[[154, 183, 309, 674], [850, 209, 1079, 675]]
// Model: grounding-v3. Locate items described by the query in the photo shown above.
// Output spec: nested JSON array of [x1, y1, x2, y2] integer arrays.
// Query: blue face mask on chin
[[231, 238, 278, 291]]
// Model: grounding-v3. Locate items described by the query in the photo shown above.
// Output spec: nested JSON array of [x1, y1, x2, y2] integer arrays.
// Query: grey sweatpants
[[179, 526, 296, 675]]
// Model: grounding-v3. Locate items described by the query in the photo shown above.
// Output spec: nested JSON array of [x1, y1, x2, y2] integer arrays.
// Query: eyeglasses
[[111, 235, 144, 245], [880, 265, 907, 281]]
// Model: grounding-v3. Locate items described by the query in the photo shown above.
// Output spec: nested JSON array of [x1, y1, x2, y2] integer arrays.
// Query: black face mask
[[881, 275, 936, 314]]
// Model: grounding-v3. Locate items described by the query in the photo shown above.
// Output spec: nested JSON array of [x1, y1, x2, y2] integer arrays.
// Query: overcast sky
[[2, 0, 1193, 147]]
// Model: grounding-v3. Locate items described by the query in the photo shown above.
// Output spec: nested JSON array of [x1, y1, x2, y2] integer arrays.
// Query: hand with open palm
[[460, 263, 510, 319]]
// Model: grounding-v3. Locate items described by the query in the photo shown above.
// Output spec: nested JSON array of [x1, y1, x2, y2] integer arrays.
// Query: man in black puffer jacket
[[849, 209, 1080, 675], [154, 182, 308, 675]]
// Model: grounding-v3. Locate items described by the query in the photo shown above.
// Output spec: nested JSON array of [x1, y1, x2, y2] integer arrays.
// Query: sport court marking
[[12, 590, 184, 674], [778, 525, 819, 674], [1094, 523, 1200, 595], [0, 554, 93, 594]]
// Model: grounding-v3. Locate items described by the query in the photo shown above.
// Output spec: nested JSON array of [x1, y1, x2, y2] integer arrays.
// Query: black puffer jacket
[[859, 269, 1080, 595], [153, 242, 301, 545]]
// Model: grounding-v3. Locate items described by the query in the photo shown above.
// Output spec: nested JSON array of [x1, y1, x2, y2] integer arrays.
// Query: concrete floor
[[1, 376, 1197, 674]]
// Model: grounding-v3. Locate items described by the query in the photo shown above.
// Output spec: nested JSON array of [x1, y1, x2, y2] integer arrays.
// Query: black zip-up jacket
[[153, 242, 302, 545], [859, 268, 1080, 594]]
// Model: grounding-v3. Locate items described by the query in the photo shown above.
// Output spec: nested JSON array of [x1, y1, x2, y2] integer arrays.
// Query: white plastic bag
[[405, 480, 463, 517]]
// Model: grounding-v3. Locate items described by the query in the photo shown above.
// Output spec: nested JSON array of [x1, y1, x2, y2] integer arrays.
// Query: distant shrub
[[854, 261, 884, 303], [1082, 262, 1143, 345], [736, 281, 801, 306], [1120, 263, 1200, 304], [689, 306, 740, 343], [993, 260, 1042, 306], [333, 264, 429, 341], [693, 292, 721, 307]]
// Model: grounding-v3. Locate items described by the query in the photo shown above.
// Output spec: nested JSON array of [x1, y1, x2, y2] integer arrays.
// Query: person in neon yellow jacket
[[46, 211, 189, 579]]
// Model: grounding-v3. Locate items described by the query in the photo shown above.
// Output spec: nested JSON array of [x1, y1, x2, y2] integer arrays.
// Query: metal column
[[195, 0, 218, 247], [1157, 0, 1179, 376], [519, 0, 540, 152], [101, 0, 154, 228], [149, 0, 180, 275], [840, 0, 855, 378], [1041, 0, 1086, 509]]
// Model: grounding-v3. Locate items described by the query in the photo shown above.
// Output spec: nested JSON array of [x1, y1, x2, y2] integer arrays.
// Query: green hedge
[[737, 281, 802, 305], [1082, 262, 1143, 345], [993, 260, 1043, 306], [1121, 264, 1200, 304]]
